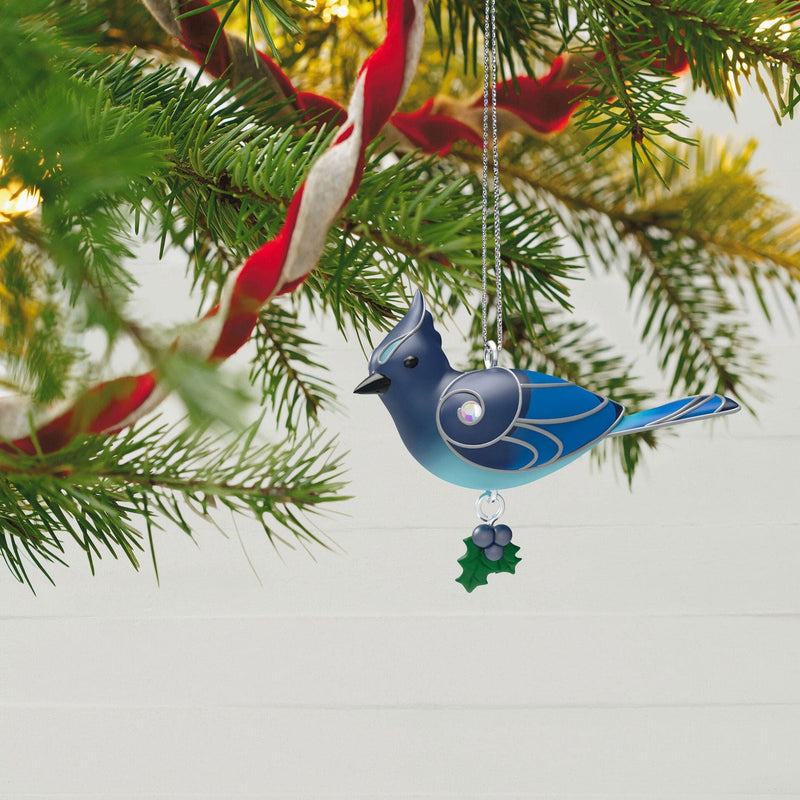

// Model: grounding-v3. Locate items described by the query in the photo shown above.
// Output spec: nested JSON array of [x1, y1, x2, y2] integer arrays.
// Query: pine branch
[[252, 302, 338, 430], [77, 55, 574, 337], [565, 0, 800, 126], [473, 130, 779, 406], [627, 234, 767, 406], [0, 233, 82, 402], [0, 1, 174, 401], [0, 416, 347, 589], [0, 20, 172, 308], [428, 0, 559, 78], [644, 0, 800, 114], [500, 129, 800, 317], [176, 0, 308, 60]]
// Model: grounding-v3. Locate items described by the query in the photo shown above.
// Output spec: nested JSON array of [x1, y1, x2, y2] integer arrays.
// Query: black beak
[[353, 372, 391, 395]]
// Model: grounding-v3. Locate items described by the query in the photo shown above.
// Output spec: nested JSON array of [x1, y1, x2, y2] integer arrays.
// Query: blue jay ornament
[[354, 290, 740, 591]]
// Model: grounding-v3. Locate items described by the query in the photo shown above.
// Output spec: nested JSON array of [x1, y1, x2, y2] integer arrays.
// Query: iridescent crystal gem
[[457, 400, 483, 425]]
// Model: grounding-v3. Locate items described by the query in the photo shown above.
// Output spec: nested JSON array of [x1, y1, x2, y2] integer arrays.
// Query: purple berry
[[483, 543, 504, 561], [472, 524, 494, 548], [493, 524, 512, 546]]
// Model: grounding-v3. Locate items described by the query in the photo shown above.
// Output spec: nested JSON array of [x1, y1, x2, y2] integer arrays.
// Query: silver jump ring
[[475, 490, 505, 525], [484, 340, 498, 369]]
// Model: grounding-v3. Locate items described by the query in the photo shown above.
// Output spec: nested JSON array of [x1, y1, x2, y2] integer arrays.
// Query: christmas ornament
[[354, 290, 740, 590], [354, 0, 739, 591]]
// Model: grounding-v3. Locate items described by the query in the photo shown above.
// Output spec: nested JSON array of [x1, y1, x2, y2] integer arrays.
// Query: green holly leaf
[[455, 538, 522, 592], [455, 538, 492, 592], [496, 541, 522, 574]]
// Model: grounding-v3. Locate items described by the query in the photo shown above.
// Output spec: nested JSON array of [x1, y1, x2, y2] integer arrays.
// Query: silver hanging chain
[[480, 0, 502, 370], [475, 0, 509, 533]]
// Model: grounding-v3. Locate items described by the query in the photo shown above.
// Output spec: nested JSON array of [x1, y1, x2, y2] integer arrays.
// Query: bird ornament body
[[354, 290, 740, 589]]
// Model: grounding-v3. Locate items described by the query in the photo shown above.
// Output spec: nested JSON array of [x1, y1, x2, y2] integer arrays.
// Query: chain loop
[[475, 490, 505, 525], [484, 340, 498, 369]]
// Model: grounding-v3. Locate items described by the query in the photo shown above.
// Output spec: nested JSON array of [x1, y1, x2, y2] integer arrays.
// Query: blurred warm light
[[0, 156, 41, 223], [320, 0, 350, 23]]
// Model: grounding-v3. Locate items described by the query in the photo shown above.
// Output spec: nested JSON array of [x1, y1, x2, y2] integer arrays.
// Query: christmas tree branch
[[0, 417, 347, 588], [119, 53, 577, 334], [628, 236, 766, 404], [497, 133, 800, 313], [649, 0, 800, 71], [251, 303, 338, 430], [429, 0, 559, 77], [602, 2, 645, 144], [571, 0, 800, 120]]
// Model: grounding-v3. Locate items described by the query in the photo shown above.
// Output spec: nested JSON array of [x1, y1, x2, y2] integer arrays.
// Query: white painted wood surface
[[1, 89, 799, 798]]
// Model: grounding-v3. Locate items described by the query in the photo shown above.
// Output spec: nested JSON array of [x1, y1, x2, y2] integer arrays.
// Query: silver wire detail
[[480, 0, 502, 366]]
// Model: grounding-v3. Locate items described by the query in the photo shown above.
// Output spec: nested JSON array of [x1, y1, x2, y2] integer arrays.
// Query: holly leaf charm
[[455, 538, 491, 592], [455, 538, 521, 592]]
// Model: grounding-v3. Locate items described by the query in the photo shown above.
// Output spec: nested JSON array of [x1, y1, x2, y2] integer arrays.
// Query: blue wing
[[436, 368, 623, 473]]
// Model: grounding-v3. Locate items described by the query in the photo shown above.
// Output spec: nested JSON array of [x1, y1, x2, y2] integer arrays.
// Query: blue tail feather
[[609, 394, 740, 437]]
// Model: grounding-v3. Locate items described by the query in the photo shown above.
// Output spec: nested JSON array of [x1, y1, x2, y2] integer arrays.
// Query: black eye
[[403, 355, 419, 369]]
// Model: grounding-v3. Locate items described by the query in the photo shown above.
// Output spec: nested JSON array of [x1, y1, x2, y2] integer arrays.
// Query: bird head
[[354, 289, 452, 400]]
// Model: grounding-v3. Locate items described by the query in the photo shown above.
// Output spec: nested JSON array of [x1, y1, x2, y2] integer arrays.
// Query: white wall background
[[1, 85, 799, 798]]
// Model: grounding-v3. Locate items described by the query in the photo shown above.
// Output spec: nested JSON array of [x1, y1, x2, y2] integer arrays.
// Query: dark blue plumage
[[354, 291, 740, 491]]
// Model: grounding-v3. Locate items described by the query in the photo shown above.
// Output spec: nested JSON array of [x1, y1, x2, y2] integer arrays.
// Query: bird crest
[[368, 289, 442, 372]]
